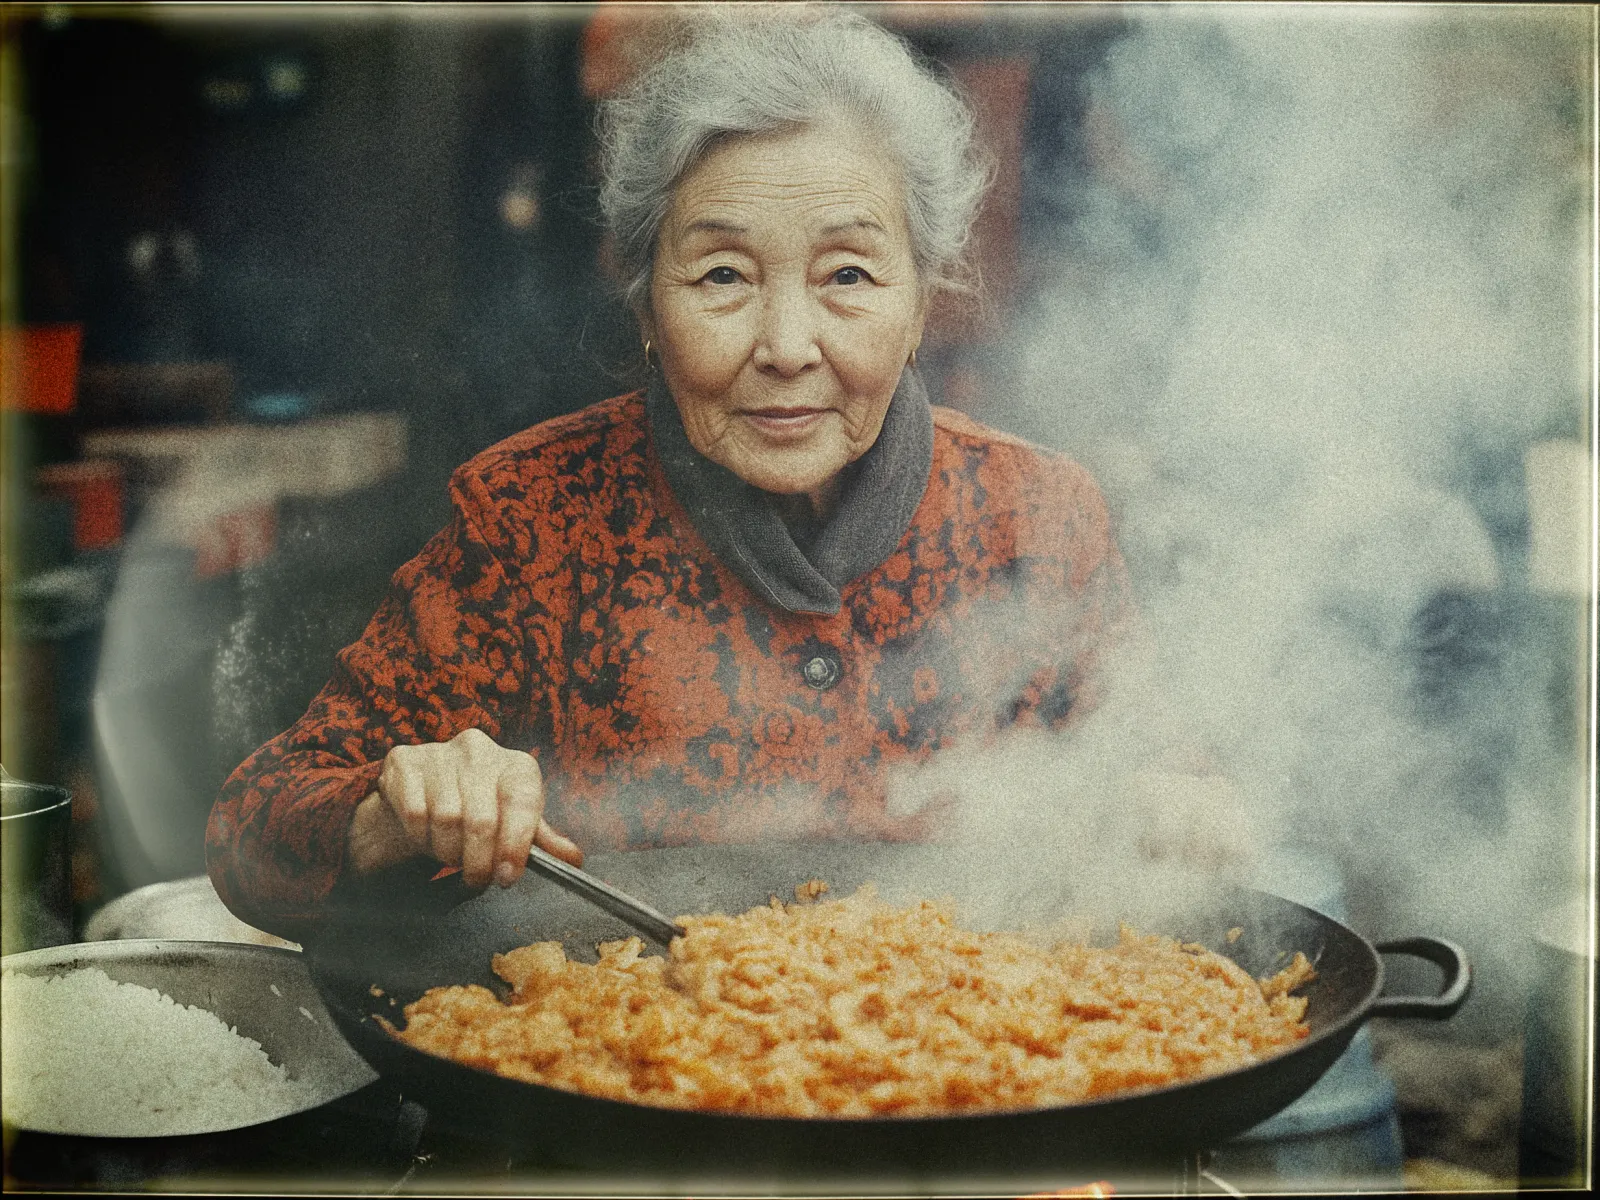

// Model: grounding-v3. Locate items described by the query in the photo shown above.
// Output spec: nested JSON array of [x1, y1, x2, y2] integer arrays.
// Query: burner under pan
[[6, 1094, 1241, 1196], [385, 1114, 1231, 1197], [2, 1082, 423, 1193]]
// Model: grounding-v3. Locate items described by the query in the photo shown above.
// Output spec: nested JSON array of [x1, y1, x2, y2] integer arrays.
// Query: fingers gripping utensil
[[353, 792, 684, 943], [523, 845, 686, 945]]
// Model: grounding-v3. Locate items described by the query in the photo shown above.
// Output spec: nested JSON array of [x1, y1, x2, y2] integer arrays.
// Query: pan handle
[[1368, 937, 1472, 1019]]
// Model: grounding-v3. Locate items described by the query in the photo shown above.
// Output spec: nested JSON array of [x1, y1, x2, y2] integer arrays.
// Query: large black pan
[[306, 842, 1468, 1180]]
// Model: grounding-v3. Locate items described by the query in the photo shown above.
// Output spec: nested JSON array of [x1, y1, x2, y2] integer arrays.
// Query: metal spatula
[[354, 791, 685, 943], [524, 844, 686, 945]]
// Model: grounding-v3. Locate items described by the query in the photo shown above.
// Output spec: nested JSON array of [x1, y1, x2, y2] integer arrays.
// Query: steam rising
[[895, 7, 1589, 1033]]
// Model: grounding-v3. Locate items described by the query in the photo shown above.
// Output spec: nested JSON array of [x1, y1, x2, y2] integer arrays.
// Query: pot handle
[[1368, 937, 1472, 1019]]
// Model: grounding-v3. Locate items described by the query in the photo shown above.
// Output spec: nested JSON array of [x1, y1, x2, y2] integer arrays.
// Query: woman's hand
[[346, 728, 583, 887]]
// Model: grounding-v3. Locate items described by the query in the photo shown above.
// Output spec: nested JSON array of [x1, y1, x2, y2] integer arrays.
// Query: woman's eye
[[830, 266, 872, 286], [702, 266, 742, 285]]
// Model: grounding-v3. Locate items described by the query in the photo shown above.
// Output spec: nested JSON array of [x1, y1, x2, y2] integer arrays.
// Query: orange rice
[[393, 885, 1314, 1117]]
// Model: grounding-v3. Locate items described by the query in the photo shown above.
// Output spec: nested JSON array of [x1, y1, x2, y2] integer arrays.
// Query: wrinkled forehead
[[661, 121, 912, 255]]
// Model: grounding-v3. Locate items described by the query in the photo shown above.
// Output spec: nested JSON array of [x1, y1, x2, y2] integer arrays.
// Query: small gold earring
[[643, 339, 653, 371], [908, 346, 919, 370]]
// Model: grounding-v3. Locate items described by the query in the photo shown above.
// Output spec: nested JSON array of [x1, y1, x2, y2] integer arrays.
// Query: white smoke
[[901, 6, 1590, 1037]]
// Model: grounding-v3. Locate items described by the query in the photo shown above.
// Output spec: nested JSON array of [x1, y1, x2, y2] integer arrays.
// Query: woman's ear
[[635, 305, 656, 347], [633, 303, 658, 377]]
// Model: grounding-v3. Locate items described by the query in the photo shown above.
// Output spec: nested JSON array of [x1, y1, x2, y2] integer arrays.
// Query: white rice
[[1, 966, 323, 1136]]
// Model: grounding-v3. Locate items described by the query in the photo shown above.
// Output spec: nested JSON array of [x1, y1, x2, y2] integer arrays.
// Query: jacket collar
[[646, 370, 934, 615]]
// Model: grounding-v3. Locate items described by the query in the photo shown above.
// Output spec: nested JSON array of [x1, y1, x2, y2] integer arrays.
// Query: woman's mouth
[[742, 406, 829, 440]]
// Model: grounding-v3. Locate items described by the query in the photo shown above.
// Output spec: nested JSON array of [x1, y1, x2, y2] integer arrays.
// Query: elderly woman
[[206, 10, 1132, 937]]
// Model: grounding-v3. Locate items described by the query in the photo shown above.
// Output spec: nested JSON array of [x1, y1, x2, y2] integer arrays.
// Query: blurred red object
[[580, 2, 676, 98], [924, 56, 1030, 351], [1, 324, 83, 415], [1016, 1185, 1115, 1199], [194, 503, 276, 579], [34, 460, 125, 551]]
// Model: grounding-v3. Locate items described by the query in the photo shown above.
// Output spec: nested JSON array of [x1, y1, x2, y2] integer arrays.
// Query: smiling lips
[[742, 406, 830, 440]]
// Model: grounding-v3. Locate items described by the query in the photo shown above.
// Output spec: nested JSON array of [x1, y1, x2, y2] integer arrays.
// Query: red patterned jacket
[[206, 391, 1131, 934]]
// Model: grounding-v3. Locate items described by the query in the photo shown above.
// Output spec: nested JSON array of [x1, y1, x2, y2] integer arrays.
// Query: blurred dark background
[[4, 7, 632, 900]]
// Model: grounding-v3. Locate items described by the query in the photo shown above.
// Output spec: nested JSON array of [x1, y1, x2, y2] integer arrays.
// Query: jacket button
[[802, 653, 841, 691]]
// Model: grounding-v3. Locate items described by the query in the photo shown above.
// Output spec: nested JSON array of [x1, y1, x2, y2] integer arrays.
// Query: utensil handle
[[1369, 937, 1472, 1019], [524, 845, 686, 945]]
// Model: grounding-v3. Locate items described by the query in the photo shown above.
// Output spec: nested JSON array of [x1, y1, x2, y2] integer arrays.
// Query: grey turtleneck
[[646, 370, 935, 615]]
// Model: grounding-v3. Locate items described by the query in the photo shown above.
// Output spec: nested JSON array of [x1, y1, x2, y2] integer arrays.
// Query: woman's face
[[644, 122, 928, 508]]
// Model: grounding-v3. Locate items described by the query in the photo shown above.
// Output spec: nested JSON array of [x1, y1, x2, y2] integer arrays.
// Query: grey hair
[[597, 6, 990, 312]]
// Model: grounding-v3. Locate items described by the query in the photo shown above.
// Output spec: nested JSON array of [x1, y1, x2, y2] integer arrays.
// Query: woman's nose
[[752, 286, 823, 376]]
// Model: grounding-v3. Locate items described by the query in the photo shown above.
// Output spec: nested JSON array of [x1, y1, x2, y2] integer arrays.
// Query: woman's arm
[[205, 469, 569, 938], [1023, 458, 1268, 869]]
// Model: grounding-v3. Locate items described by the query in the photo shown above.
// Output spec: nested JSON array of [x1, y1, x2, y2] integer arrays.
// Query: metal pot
[[1520, 898, 1594, 1187], [306, 842, 1469, 1181], [1, 938, 377, 1137], [0, 768, 73, 955], [83, 875, 298, 948]]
